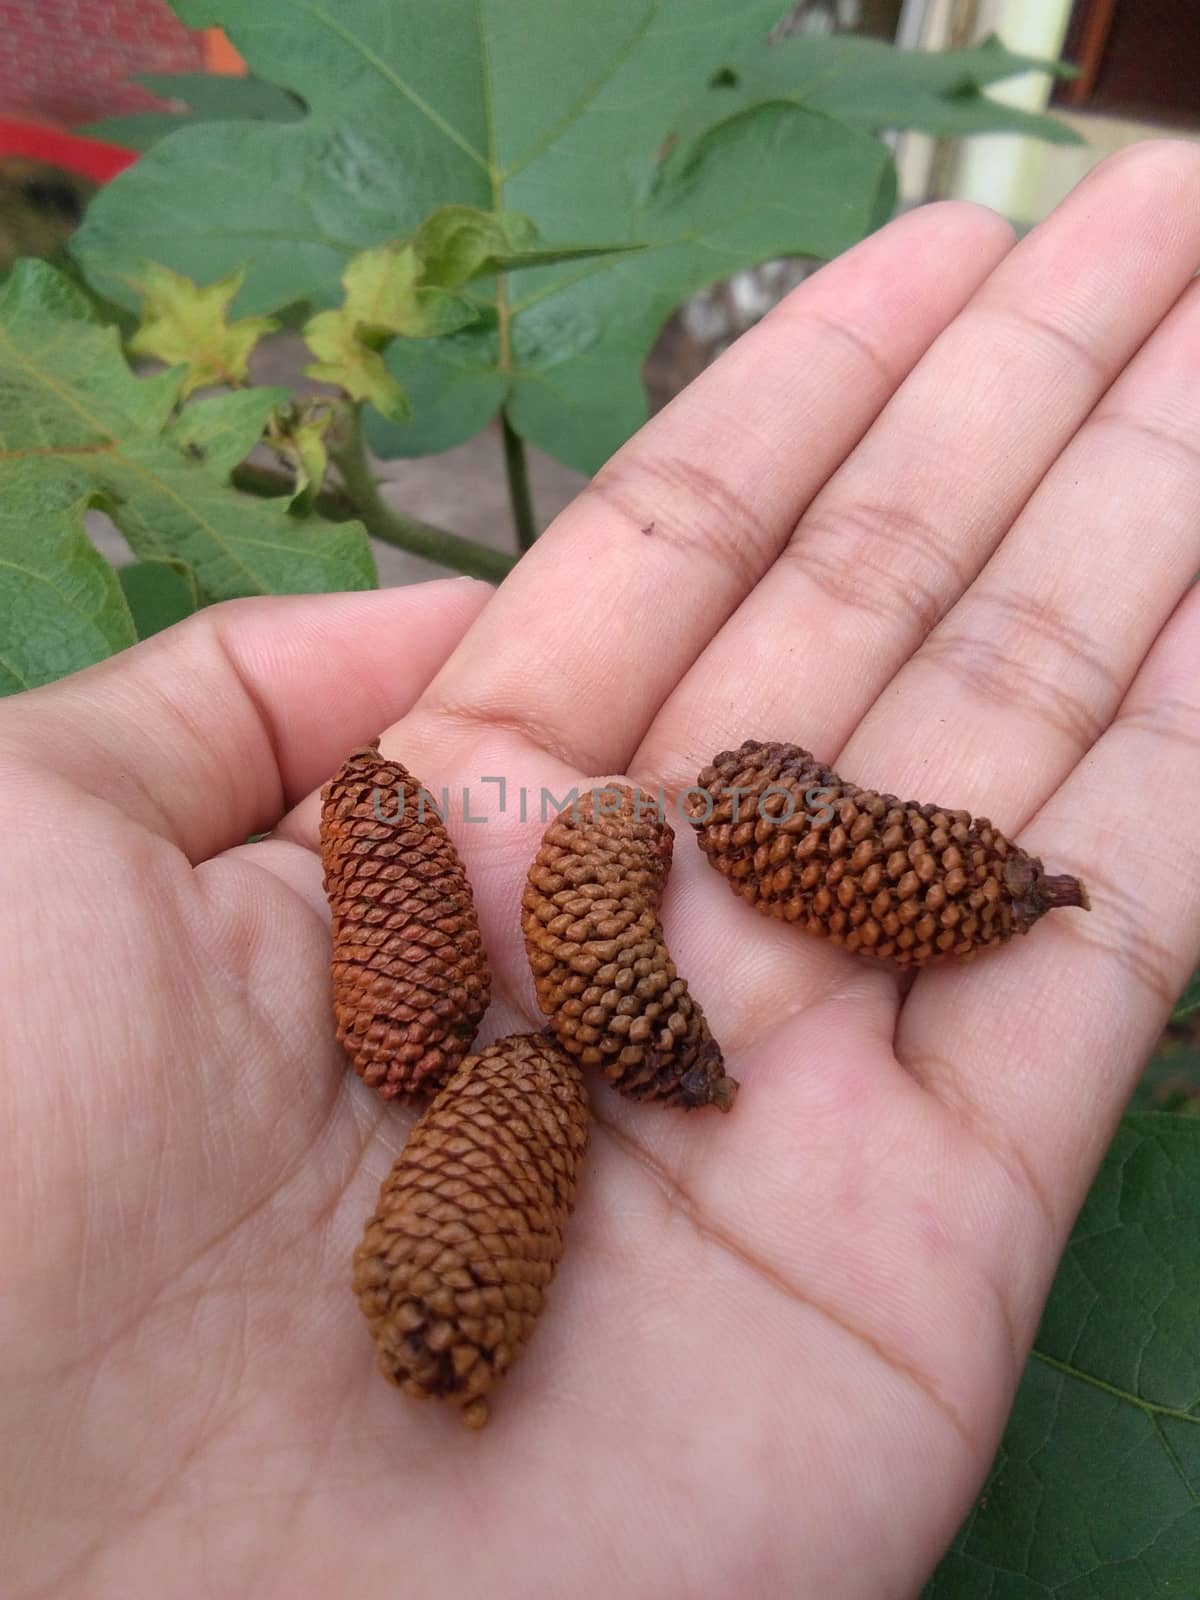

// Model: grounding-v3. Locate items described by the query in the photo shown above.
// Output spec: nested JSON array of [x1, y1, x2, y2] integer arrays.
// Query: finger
[[0, 581, 490, 862], [837, 268, 1200, 829], [634, 140, 1200, 786], [419, 203, 1014, 774], [898, 582, 1200, 1241]]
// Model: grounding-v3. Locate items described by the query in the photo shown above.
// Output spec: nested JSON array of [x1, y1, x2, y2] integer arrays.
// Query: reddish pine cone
[[320, 741, 489, 1100], [522, 785, 736, 1111], [688, 741, 1089, 969], [352, 1032, 589, 1429]]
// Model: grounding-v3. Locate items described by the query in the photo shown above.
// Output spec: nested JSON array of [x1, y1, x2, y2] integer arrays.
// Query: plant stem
[[233, 460, 352, 516], [501, 410, 538, 551], [327, 408, 515, 584]]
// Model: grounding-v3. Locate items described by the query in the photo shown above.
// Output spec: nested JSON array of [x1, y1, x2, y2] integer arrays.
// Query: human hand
[[4, 141, 1200, 1600]]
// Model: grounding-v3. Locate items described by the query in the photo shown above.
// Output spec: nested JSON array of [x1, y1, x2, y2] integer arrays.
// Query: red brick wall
[[0, 0, 205, 125]]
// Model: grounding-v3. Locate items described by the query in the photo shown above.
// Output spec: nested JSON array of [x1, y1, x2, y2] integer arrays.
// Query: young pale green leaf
[[80, 71, 303, 152], [0, 502, 137, 694], [926, 1114, 1200, 1597], [328, 239, 479, 342], [279, 418, 329, 511], [411, 204, 635, 286], [118, 558, 199, 638], [301, 239, 480, 416], [73, 0, 806, 471], [0, 260, 375, 641], [266, 400, 336, 511], [1172, 967, 1200, 1021], [334, 241, 422, 338], [129, 262, 279, 397], [685, 31, 1083, 146], [304, 307, 412, 420], [413, 206, 536, 286]]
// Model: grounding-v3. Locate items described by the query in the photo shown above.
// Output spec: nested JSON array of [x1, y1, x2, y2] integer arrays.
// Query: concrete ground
[[364, 422, 588, 586]]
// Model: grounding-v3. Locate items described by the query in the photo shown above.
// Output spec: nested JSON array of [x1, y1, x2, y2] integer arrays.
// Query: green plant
[[2, 4, 1077, 693], [925, 1111, 1200, 1596]]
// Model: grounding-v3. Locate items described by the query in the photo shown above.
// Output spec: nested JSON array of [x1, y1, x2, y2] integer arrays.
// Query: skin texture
[[3, 143, 1200, 1600]]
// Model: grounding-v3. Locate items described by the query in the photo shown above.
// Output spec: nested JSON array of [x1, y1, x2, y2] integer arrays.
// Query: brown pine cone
[[320, 741, 489, 1100], [687, 741, 1089, 969], [522, 785, 736, 1111], [352, 1032, 590, 1429]]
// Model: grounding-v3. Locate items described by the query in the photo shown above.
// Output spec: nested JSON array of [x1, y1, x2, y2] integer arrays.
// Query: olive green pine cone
[[687, 740, 1089, 969]]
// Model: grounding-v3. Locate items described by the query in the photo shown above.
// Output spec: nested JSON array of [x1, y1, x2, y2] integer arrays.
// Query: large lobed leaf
[[927, 1114, 1200, 1597], [686, 32, 1084, 146], [73, 7, 1074, 475], [0, 260, 374, 691], [74, 0, 895, 473]]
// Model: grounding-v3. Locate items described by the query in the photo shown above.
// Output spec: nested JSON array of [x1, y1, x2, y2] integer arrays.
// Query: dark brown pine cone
[[522, 785, 736, 1111], [688, 740, 1089, 969], [320, 741, 489, 1100], [352, 1032, 590, 1429]]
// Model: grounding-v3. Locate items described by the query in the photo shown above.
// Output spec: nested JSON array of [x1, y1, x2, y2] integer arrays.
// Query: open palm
[[5, 145, 1200, 1600]]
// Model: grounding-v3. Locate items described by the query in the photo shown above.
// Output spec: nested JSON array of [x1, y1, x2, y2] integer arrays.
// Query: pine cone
[[352, 1032, 589, 1429], [320, 742, 489, 1100], [522, 785, 736, 1111], [688, 741, 1089, 969]]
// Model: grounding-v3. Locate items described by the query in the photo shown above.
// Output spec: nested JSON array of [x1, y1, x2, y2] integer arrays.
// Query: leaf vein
[[290, 0, 489, 171], [1031, 1348, 1200, 1426]]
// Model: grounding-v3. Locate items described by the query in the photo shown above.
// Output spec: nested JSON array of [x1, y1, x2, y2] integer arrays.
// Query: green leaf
[[266, 399, 336, 511], [412, 204, 635, 286], [927, 1115, 1200, 1597], [79, 71, 304, 152], [1172, 968, 1200, 1022], [167, 386, 289, 476], [301, 239, 484, 419], [129, 262, 279, 397], [279, 417, 329, 511], [0, 260, 375, 646], [118, 558, 199, 638], [304, 318, 412, 422], [79, 0, 912, 472], [297, 210, 628, 428], [686, 32, 1084, 146], [0, 500, 136, 694], [328, 238, 478, 341], [381, 101, 895, 470], [414, 205, 535, 286]]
